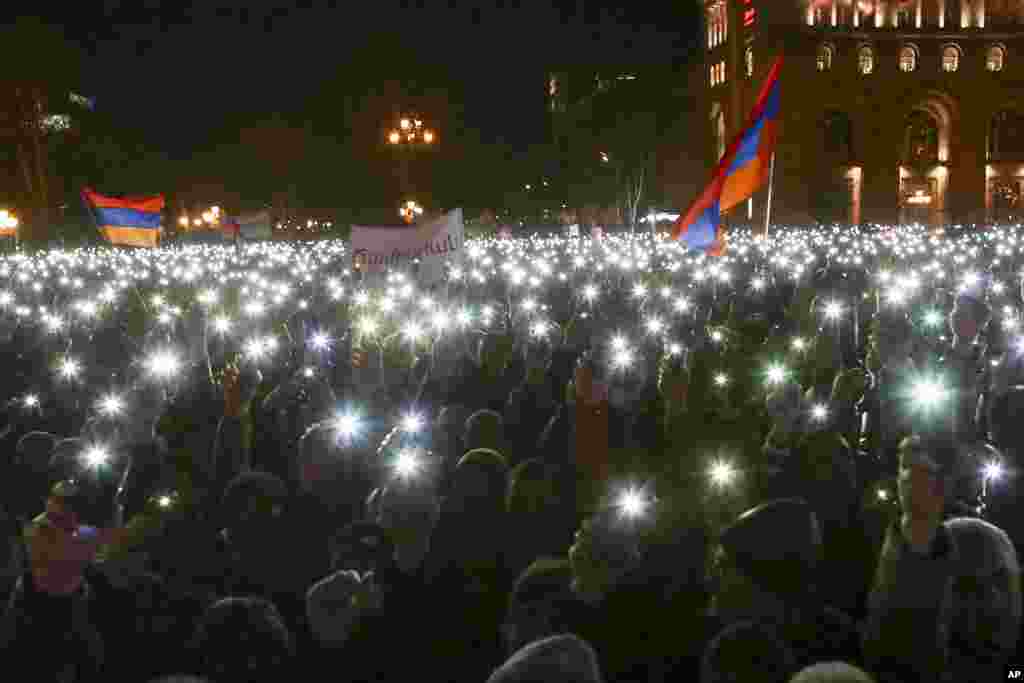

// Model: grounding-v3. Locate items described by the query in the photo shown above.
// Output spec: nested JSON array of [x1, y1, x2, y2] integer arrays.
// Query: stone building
[[701, 0, 1024, 225]]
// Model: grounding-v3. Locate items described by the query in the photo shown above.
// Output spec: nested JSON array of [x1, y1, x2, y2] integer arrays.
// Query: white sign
[[351, 209, 464, 285]]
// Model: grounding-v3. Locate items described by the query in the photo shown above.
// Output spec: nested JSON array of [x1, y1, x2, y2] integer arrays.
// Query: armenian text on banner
[[350, 209, 464, 285]]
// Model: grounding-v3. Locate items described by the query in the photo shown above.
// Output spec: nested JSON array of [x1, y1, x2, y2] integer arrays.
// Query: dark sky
[[48, 2, 700, 154]]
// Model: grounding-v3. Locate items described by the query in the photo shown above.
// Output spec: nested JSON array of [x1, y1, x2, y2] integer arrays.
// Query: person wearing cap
[[862, 435, 965, 682], [703, 498, 861, 678]]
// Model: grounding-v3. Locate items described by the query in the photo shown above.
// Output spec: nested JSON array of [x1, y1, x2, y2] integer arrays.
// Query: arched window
[[904, 111, 940, 165], [712, 106, 726, 162], [987, 45, 1006, 73], [858, 46, 875, 75], [990, 111, 1024, 161], [900, 45, 918, 73], [817, 44, 834, 72], [942, 45, 961, 73], [822, 111, 854, 162]]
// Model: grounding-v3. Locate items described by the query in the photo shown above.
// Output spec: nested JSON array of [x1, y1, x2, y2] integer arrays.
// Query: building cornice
[[798, 27, 1023, 42]]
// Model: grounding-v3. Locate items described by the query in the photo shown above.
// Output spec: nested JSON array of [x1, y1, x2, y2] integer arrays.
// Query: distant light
[[824, 301, 844, 320], [310, 331, 331, 351], [912, 378, 947, 408], [337, 413, 360, 438], [402, 413, 423, 433], [766, 364, 787, 385], [923, 310, 943, 327], [810, 403, 829, 421], [147, 351, 180, 379], [709, 460, 736, 487], [791, 337, 807, 351], [714, 373, 729, 387], [984, 461, 1004, 481], [98, 394, 123, 416], [23, 394, 39, 408], [83, 447, 109, 468], [617, 487, 649, 518], [395, 449, 421, 478], [59, 358, 80, 379]]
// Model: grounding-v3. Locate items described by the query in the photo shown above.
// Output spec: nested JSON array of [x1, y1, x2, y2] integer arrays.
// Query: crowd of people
[[0, 224, 1022, 682]]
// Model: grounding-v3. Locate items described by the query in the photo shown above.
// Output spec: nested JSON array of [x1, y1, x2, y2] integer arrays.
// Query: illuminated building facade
[[700, 0, 1024, 225]]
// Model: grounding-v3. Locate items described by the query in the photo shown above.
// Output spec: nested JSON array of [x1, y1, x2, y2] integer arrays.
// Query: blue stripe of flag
[[681, 202, 720, 251], [725, 82, 780, 175], [92, 207, 162, 229]]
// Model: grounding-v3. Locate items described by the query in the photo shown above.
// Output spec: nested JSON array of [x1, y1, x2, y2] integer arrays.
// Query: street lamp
[[400, 200, 424, 224], [0, 210, 18, 235], [387, 115, 436, 146]]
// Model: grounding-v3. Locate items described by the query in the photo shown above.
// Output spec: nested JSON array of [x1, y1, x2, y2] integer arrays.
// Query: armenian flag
[[81, 188, 165, 248], [673, 55, 782, 255]]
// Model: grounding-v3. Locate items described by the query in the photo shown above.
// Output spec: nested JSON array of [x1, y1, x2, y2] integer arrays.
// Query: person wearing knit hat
[[946, 516, 1021, 682], [788, 662, 876, 683], [486, 634, 603, 683]]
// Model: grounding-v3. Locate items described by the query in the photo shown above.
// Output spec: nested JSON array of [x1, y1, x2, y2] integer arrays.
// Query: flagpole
[[763, 152, 776, 239]]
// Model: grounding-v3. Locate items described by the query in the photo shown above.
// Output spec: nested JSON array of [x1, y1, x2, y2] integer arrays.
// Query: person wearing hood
[[703, 498, 861, 678]]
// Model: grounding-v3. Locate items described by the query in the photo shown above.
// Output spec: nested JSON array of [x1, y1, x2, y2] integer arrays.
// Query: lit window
[[899, 46, 917, 73], [745, 47, 754, 77], [817, 45, 833, 72], [859, 46, 874, 76], [942, 46, 960, 73], [988, 45, 1006, 73]]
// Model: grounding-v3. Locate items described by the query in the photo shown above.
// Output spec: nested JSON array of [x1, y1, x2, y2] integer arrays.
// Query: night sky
[[2, 3, 701, 217], [54, 2, 701, 154]]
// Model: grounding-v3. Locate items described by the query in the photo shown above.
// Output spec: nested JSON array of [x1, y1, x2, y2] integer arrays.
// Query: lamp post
[[0, 210, 19, 248], [400, 200, 424, 224], [386, 115, 437, 204]]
